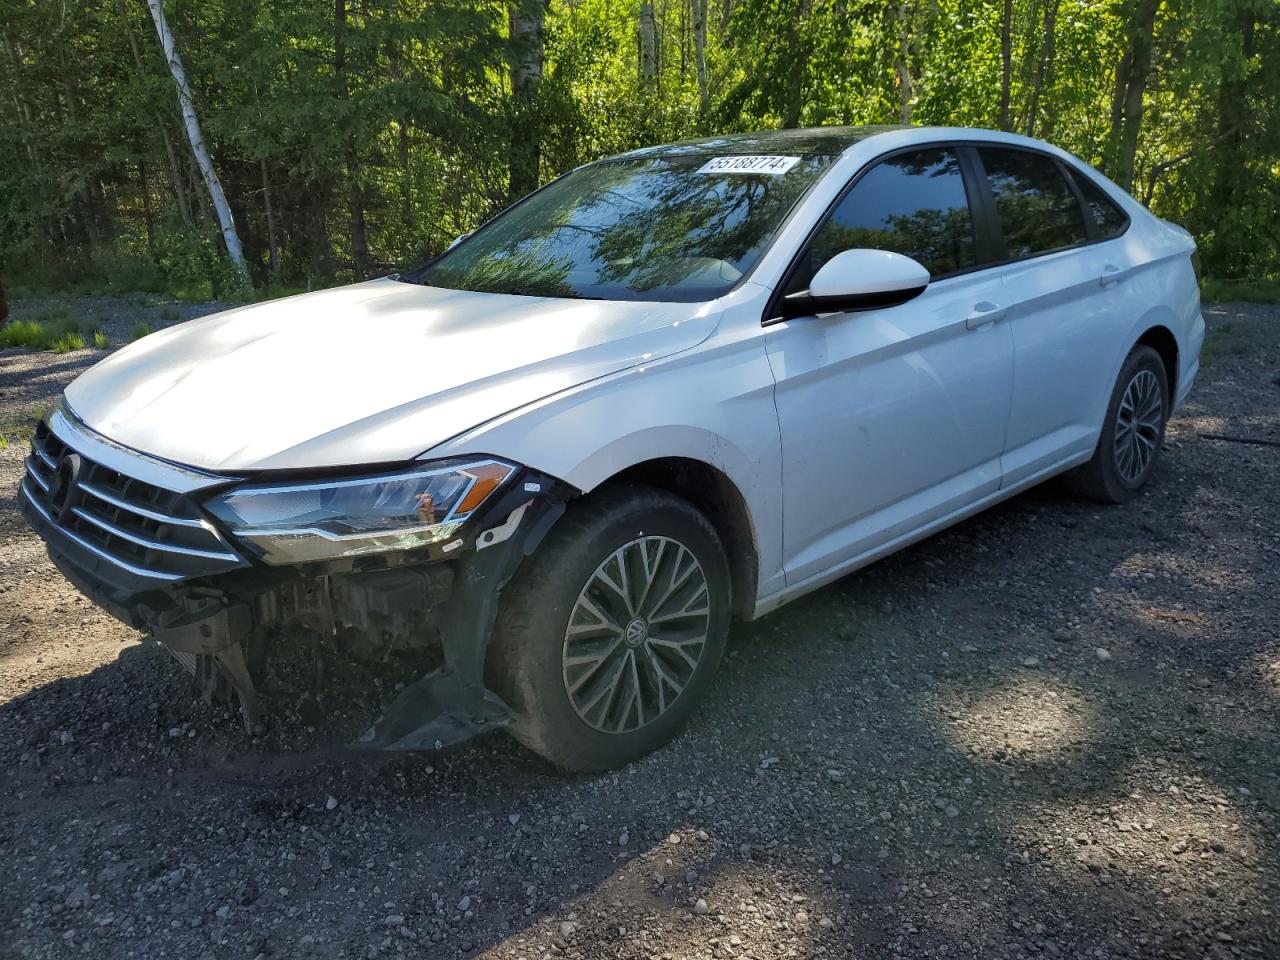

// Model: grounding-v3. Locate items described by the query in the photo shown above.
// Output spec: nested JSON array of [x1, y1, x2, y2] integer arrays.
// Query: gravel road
[[1, 297, 1278, 960]]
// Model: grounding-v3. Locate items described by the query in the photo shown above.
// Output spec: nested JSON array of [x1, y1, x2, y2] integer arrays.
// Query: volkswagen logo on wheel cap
[[46, 453, 82, 523]]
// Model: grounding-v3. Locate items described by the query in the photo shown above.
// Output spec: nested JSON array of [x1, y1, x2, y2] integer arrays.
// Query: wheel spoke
[[563, 534, 712, 735], [1113, 368, 1164, 483]]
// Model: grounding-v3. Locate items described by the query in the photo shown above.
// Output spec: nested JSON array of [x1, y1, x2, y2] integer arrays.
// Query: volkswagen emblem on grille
[[46, 453, 83, 523]]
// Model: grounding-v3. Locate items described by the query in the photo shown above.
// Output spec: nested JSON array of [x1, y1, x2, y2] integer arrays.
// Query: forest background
[[1, 0, 1276, 303]]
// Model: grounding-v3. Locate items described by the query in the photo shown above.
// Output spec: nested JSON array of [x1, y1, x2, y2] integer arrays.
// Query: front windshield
[[406, 153, 835, 303]]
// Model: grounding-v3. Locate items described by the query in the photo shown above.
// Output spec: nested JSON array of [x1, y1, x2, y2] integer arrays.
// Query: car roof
[[614, 125, 912, 160]]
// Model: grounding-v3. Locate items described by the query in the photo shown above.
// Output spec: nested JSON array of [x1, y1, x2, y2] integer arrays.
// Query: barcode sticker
[[696, 155, 801, 175]]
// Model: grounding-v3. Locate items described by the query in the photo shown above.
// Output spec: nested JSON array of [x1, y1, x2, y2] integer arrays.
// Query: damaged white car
[[20, 125, 1203, 770]]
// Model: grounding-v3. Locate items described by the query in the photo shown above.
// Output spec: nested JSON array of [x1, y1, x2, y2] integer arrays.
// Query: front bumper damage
[[20, 450, 570, 751]]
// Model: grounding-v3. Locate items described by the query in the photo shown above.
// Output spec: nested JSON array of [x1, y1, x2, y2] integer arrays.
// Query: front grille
[[20, 421, 245, 583]]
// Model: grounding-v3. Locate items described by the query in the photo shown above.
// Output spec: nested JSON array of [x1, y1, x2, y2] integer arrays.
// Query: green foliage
[[0, 315, 89, 352], [130, 322, 152, 342], [0, 0, 1276, 294], [1201, 277, 1280, 304], [92, 329, 111, 349]]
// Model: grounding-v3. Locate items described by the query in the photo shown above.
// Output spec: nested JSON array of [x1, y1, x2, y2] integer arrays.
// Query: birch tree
[[144, 0, 250, 290]]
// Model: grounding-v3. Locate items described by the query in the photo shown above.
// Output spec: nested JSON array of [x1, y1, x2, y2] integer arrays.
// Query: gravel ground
[[1, 296, 1278, 960]]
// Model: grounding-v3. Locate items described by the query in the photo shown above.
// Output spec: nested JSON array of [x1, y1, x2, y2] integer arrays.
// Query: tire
[[1063, 344, 1169, 504], [488, 484, 731, 772]]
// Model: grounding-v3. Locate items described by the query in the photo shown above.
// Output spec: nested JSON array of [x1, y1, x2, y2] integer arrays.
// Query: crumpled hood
[[65, 278, 718, 471]]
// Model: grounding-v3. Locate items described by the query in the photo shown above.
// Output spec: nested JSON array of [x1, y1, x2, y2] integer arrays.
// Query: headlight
[[206, 459, 515, 565]]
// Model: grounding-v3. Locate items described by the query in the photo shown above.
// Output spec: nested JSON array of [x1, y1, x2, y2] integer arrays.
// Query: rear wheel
[[488, 485, 730, 772], [1064, 344, 1169, 503]]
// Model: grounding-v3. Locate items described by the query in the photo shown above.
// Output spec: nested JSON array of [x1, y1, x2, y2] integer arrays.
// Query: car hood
[[65, 279, 719, 472]]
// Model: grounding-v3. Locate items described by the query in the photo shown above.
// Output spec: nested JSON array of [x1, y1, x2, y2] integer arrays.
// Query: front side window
[[788, 147, 977, 293], [979, 147, 1088, 258], [405, 154, 834, 303]]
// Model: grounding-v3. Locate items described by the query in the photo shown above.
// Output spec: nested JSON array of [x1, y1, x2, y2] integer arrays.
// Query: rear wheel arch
[[1135, 324, 1179, 400]]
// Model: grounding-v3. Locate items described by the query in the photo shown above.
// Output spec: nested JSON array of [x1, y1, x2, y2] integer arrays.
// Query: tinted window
[[979, 147, 1088, 258], [1072, 171, 1128, 239], [406, 154, 834, 302], [791, 147, 977, 290]]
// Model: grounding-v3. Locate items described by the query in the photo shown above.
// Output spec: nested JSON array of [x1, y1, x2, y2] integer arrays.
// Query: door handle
[[965, 301, 1006, 330], [1100, 264, 1126, 288]]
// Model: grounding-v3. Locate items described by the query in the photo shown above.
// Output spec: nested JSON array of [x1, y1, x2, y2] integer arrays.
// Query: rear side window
[[978, 147, 1088, 259], [790, 147, 977, 289], [1072, 172, 1128, 239]]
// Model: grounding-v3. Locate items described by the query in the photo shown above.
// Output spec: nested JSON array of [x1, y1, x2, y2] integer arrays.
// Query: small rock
[[818, 917, 834, 929], [215, 906, 230, 920], [945, 804, 960, 818], [1022, 656, 1039, 668], [559, 921, 576, 938], [456, 896, 470, 913], [384, 915, 404, 927], [508, 814, 521, 825], [1095, 647, 1112, 661], [325, 795, 338, 811], [693, 898, 708, 916], [795, 910, 809, 924], [830, 852, 842, 866], [618, 829, 629, 846], [827, 769, 844, 781]]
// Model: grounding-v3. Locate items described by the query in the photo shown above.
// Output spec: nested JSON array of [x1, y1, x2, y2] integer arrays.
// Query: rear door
[[970, 145, 1135, 486], [765, 145, 1014, 585]]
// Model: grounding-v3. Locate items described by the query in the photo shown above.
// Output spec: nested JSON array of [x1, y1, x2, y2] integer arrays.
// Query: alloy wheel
[[1113, 368, 1164, 483], [562, 536, 711, 734]]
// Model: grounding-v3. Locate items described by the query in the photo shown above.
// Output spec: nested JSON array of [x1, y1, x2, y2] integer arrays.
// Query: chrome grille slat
[[19, 479, 185, 582], [20, 416, 244, 585], [78, 481, 209, 529], [31, 434, 57, 469], [25, 457, 51, 491], [70, 505, 239, 561]]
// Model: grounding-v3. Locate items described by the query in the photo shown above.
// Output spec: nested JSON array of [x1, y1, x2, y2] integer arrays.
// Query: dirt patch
[[0, 298, 1277, 959]]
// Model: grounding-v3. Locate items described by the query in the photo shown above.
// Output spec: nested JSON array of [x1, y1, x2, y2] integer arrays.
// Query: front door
[[765, 146, 1014, 585]]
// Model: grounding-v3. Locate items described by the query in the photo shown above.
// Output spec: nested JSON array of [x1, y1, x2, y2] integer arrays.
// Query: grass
[[1201, 277, 1280, 304], [130, 322, 152, 342], [0, 306, 111, 354], [0, 408, 46, 450], [159, 305, 180, 322]]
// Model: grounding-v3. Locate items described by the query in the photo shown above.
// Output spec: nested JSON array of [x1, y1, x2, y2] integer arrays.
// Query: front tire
[[488, 485, 730, 772], [1064, 344, 1169, 504]]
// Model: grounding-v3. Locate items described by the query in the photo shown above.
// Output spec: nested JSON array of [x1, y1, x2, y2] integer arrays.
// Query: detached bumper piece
[[19, 409, 570, 752]]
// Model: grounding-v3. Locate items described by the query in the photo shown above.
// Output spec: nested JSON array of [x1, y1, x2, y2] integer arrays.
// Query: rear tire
[[1064, 344, 1169, 504], [488, 485, 730, 772]]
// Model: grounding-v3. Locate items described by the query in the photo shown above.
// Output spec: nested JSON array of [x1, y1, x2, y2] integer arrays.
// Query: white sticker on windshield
[[696, 155, 801, 175]]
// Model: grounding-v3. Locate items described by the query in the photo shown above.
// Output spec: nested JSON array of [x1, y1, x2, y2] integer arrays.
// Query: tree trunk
[[693, 0, 708, 113], [997, 0, 1013, 130], [335, 0, 370, 278], [508, 0, 547, 202], [260, 158, 280, 285], [894, 2, 913, 124], [1104, 0, 1160, 191], [639, 2, 658, 84], [1025, 0, 1058, 138], [144, 0, 250, 289], [139, 154, 155, 249], [123, 4, 193, 228]]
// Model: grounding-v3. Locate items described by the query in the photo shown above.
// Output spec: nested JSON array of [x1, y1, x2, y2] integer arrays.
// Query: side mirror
[[782, 249, 930, 317]]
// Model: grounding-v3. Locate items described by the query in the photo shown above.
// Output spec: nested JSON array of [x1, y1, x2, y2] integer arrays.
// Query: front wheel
[[1064, 344, 1169, 504], [488, 485, 730, 772]]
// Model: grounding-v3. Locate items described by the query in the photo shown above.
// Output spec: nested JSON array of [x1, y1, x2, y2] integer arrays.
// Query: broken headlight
[[205, 459, 515, 565]]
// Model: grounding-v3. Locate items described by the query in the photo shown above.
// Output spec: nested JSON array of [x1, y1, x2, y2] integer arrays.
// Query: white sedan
[[20, 125, 1203, 770]]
